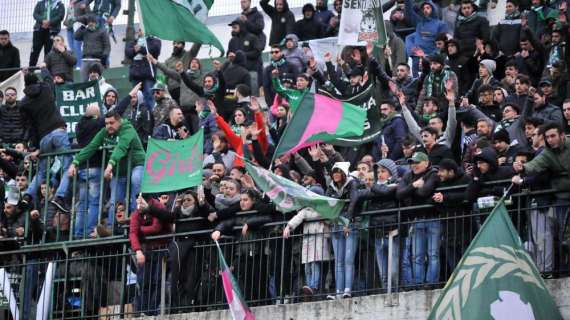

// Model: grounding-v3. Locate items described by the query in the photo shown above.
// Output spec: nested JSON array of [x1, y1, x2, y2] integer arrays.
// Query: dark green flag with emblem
[[428, 200, 562, 320]]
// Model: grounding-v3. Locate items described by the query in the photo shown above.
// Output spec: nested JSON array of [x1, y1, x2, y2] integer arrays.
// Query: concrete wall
[[145, 277, 570, 320]]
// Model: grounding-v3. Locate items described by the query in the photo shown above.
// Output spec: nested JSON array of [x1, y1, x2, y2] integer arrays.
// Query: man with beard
[[0, 30, 20, 82], [493, 0, 522, 58], [0, 87, 30, 145], [163, 41, 200, 103], [152, 106, 191, 140], [315, 0, 334, 26], [227, 19, 263, 96], [150, 83, 177, 130], [515, 29, 546, 86], [531, 88, 564, 127], [260, 0, 296, 46], [417, 53, 458, 110]]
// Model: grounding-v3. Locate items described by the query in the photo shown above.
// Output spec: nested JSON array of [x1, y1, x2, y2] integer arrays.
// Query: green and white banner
[[428, 200, 562, 320], [55, 80, 102, 138]]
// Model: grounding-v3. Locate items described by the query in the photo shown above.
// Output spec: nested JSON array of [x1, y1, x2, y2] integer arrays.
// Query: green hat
[[408, 152, 429, 163]]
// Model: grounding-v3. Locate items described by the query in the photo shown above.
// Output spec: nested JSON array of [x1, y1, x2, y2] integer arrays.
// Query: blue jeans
[[401, 236, 413, 286], [331, 223, 359, 293], [375, 236, 399, 287], [132, 79, 156, 111], [108, 165, 143, 227], [411, 220, 442, 285], [66, 29, 82, 69], [74, 168, 102, 238], [304, 261, 321, 290], [27, 129, 72, 200], [22, 262, 39, 320]]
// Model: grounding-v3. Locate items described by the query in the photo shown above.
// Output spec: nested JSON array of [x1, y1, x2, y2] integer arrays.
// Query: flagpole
[[134, 0, 155, 79]]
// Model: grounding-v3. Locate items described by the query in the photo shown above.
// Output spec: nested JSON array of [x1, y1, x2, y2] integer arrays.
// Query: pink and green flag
[[216, 241, 256, 320], [273, 93, 367, 159], [141, 129, 204, 193]]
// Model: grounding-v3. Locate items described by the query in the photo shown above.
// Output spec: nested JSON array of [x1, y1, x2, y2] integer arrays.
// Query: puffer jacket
[[45, 48, 77, 81], [524, 139, 570, 199], [74, 26, 110, 60], [0, 103, 30, 144]]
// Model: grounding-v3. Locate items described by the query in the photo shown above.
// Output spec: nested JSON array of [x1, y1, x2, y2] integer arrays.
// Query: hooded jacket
[[260, 0, 296, 45], [0, 41, 21, 82], [20, 72, 66, 143], [293, 5, 324, 41], [446, 41, 474, 96], [404, 0, 448, 56], [466, 147, 515, 203], [325, 162, 361, 222], [532, 102, 564, 128], [262, 51, 298, 106], [396, 166, 439, 210], [228, 20, 263, 71], [373, 114, 408, 161], [282, 34, 308, 74], [222, 50, 252, 90], [129, 199, 172, 252]]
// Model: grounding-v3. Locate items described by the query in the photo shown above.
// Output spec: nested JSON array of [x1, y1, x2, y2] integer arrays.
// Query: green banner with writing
[[141, 129, 204, 193], [55, 80, 102, 138]]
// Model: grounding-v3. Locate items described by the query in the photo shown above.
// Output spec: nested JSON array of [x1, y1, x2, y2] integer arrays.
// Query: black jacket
[[0, 102, 30, 144], [466, 148, 515, 203], [447, 53, 474, 96], [75, 115, 105, 168], [293, 16, 324, 41], [20, 71, 66, 144], [262, 58, 298, 105], [492, 14, 522, 57], [242, 7, 267, 48], [422, 143, 454, 166], [0, 42, 20, 82], [228, 21, 263, 71], [125, 37, 162, 81], [214, 201, 277, 235], [222, 51, 252, 91], [454, 15, 490, 59], [396, 167, 439, 209], [260, 0, 296, 46], [149, 202, 214, 235]]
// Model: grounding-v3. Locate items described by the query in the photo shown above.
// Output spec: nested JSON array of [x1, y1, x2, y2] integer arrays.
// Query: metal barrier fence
[[0, 163, 568, 318], [1, 0, 310, 34]]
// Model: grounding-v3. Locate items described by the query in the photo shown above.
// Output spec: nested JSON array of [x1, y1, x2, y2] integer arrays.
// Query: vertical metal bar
[[386, 229, 398, 306], [160, 254, 167, 316]]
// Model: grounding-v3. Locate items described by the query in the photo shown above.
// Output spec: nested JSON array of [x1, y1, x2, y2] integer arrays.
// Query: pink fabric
[[221, 271, 234, 303], [289, 94, 342, 154]]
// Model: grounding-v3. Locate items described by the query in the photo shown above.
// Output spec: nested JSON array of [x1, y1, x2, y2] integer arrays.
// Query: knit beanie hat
[[479, 59, 496, 75], [375, 159, 399, 179]]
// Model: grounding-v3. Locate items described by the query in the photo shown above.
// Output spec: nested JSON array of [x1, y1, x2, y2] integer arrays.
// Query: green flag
[[141, 129, 204, 193], [428, 200, 562, 320], [373, 0, 388, 47], [55, 80, 102, 138], [137, 0, 224, 55], [244, 160, 346, 222]]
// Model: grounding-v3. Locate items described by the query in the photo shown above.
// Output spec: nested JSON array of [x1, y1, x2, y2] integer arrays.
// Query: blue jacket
[[372, 115, 408, 161], [404, 0, 447, 56]]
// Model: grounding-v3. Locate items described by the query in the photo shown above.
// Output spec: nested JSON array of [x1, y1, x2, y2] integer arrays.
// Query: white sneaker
[[342, 289, 352, 299], [326, 294, 337, 300]]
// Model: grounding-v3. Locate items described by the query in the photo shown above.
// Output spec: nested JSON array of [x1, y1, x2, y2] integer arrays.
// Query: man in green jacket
[[271, 69, 310, 114], [68, 110, 146, 233], [514, 122, 570, 269]]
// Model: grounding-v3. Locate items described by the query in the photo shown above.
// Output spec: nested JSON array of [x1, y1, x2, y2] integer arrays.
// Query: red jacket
[[215, 111, 269, 167], [129, 199, 172, 252]]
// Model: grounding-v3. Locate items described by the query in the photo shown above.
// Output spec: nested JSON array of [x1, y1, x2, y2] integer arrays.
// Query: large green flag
[[137, 0, 224, 55], [141, 129, 204, 193], [428, 200, 562, 320], [55, 80, 102, 138], [244, 160, 346, 221]]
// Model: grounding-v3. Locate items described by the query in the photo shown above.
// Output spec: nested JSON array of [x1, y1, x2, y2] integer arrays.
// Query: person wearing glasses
[[263, 44, 298, 106]]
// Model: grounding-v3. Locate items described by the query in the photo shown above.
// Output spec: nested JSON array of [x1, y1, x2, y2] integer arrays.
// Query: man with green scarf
[[263, 44, 298, 106], [525, 0, 558, 39], [271, 69, 311, 114], [417, 53, 458, 111], [30, 0, 65, 67], [454, 0, 490, 60]]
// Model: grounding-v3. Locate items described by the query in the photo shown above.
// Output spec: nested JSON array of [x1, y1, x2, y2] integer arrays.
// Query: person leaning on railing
[[68, 110, 146, 235]]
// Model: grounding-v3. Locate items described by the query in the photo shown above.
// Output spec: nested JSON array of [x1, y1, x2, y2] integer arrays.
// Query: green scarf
[[378, 112, 400, 129], [422, 112, 437, 123], [531, 6, 547, 21], [505, 10, 521, 20], [271, 58, 286, 68], [204, 81, 219, 96], [424, 67, 450, 98], [457, 12, 478, 25]]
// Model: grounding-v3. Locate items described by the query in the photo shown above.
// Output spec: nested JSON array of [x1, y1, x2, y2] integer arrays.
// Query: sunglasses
[[271, 50, 280, 54]]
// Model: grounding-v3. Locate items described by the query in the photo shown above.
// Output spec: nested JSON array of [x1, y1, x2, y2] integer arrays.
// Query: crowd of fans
[[0, 0, 570, 315]]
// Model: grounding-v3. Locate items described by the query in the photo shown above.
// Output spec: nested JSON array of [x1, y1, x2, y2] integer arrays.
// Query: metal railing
[[1, 168, 568, 317]]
